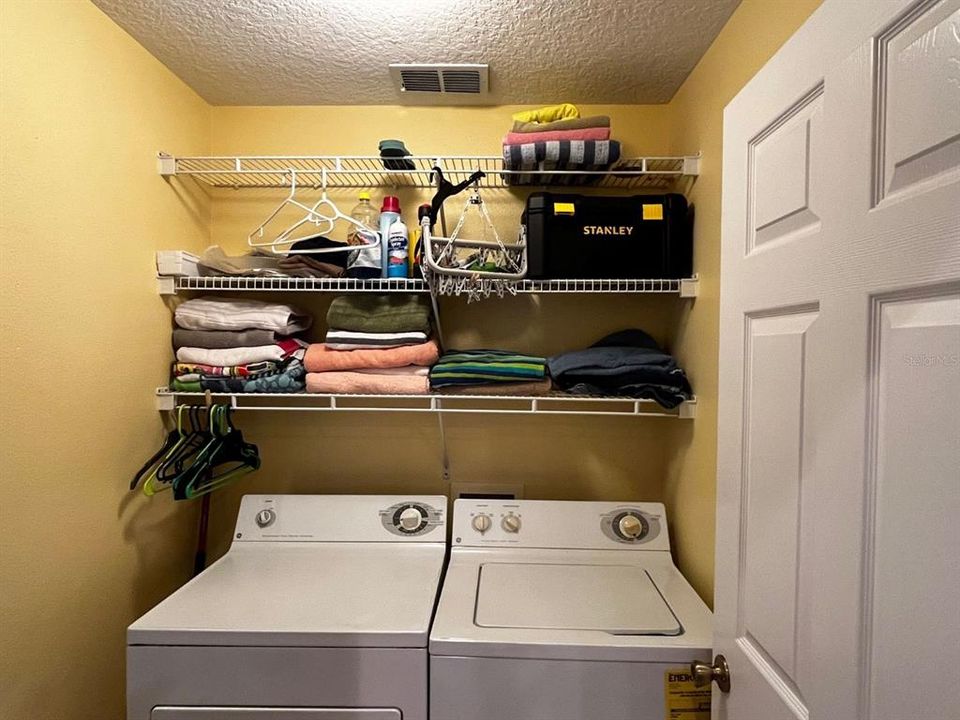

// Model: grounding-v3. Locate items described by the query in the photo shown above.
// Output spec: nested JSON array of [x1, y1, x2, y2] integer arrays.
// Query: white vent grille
[[390, 64, 489, 104]]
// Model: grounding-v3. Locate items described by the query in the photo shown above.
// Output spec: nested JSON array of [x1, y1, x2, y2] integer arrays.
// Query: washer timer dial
[[612, 511, 648, 541]]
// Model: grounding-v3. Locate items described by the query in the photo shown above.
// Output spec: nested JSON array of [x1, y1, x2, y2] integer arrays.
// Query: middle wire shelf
[[159, 275, 699, 297], [156, 389, 697, 419]]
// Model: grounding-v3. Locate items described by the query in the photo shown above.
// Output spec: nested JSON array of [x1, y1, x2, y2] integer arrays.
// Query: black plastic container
[[522, 192, 693, 279]]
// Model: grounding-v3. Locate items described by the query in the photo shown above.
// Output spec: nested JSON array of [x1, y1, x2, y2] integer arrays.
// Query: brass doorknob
[[691, 654, 731, 693]]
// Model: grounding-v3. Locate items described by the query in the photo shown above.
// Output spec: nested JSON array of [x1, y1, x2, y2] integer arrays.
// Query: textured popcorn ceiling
[[93, 0, 741, 106]]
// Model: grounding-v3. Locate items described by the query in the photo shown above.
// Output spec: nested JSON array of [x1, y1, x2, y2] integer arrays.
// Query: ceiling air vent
[[389, 64, 490, 105]]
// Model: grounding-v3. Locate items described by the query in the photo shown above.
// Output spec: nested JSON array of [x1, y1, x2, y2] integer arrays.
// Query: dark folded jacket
[[548, 329, 692, 409]]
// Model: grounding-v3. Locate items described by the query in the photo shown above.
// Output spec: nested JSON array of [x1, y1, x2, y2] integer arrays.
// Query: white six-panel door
[[714, 0, 959, 718]]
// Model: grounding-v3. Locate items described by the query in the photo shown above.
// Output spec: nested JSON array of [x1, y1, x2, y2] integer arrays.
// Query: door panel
[[863, 291, 960, 720], [875, 1, 960, 203], [716, 0, 960, 718], [741, 310, 818, 682]]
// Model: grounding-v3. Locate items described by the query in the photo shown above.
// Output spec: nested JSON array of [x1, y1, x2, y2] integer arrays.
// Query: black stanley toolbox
[[522, 193, 692, 279]]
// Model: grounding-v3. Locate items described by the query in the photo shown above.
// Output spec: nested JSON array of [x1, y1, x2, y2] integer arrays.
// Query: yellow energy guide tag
[[643, 203, 664, 220], [553, 202, 575, 215], [664, 668, 711, 720]]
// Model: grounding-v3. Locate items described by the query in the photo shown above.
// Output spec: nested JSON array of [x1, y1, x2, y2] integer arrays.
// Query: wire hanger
[[247, 168, 380, 255]]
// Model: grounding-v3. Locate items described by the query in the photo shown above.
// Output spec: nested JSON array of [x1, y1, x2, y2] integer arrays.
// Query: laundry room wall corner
[[663, 0, 825, 607], [0, 1, 212, 719]]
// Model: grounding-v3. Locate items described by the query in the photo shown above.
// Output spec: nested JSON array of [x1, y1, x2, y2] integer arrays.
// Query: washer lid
[[475, 563, 681, 635]]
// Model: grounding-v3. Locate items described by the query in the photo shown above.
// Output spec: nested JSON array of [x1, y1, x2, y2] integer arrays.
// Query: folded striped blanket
[[325, 329, 428, 350], [429, 350, 547, 388], [501, 140, 621, 186]]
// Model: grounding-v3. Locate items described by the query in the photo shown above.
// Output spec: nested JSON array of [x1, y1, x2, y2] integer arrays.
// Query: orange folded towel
[[306, 372, 429, 395], [304, 339, 440, 372]]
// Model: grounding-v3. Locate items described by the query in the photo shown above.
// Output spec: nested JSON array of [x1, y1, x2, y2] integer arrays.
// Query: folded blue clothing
[[430, 349, 547, 388], [197, 359, 306, 394], [548, 329, 692, 408]]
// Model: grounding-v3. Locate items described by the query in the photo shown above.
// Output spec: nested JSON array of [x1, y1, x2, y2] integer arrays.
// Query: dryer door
[[475, 563, 681, 635], [153, 709, 401, 719]]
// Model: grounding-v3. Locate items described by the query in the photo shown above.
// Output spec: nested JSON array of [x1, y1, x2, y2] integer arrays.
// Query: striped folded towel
[[325, 329, 428, 350], [501, 140, 622, 186], [429, 350, 547, 388]]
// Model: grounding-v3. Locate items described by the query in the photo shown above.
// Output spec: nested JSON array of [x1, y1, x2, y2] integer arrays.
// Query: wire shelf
[[160, 275, 698, 296], [158, 154, 700, 191], [155, 388, 696, 419]]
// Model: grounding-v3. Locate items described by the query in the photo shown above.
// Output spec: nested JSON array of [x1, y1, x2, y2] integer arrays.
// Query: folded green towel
[[327, 294, 432, 334]]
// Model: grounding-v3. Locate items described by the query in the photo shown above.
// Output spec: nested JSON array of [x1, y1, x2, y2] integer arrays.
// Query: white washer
[[429, 499, 712, 720], [128, 494, 446, 720]]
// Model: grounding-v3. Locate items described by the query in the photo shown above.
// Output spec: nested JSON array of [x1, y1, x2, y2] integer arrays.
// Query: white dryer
[[429, 499, 712, 720], [128, 494, 447, 720]]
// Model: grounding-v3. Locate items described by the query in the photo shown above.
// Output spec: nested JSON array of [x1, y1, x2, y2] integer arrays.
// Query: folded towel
[[512, 104, 580, 123], [325, 329, 428, 350], [502, 141, 622, 186], [172, 379, 201, 392], [305, 339, 439, 372], [436, 378, 553, 396], [511, 115, 610, 133], [198, 245, 285, 277], [175, 297, 312, 333], [327, 294, 431, 334], [172, 328, 283, 350], [354, 365, 430, 376], [504, 127, 610, 144], [176, 339, 305, 367], [429, 350, 547, 388], [306, 372, 429, 395], [172, 361, 278, 378]]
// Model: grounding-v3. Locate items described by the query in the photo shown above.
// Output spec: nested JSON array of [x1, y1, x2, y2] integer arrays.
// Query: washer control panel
[[453, 499, 669, 551], [380, 501, 444, 537], [234, 495, 446, 542]]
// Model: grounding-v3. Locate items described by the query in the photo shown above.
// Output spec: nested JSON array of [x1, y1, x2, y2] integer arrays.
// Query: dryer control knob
[[255, 509, 276, 528], [618, 514, 644, 540], [501, 513, 521, 534], [398, 507, 425, 531], [472, 514, 492, 534]]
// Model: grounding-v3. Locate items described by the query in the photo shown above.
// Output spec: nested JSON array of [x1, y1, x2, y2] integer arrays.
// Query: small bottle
[[346, 191, 380, 278], [378, 196, 401, 279], [387, 215, 409, 278], [411, 203, 432, 279]]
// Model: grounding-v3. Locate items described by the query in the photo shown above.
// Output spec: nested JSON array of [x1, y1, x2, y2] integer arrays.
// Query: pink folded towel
[[306, 372, 429, 395], [304, 339, 440, 372], [503, 127, 610, 144]]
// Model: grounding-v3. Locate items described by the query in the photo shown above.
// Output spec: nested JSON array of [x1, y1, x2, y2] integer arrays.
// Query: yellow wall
[[203, 105, 683, 558], [0, 2, 211, 719], [663, 0, 823, 601]]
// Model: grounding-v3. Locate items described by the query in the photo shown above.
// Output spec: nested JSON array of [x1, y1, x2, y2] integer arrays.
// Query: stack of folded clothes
[[196, 237, 350, 279], [171, 297, 311, 393], [305, 294, 439, 394], [548, 329, 692, 408], [501, 103, 620, 186], [429, 349, 551, 396]]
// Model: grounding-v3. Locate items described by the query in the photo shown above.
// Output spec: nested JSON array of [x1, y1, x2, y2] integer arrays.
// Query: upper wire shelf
[[159, 275, 699, 297], [158, 153, 700, 191]]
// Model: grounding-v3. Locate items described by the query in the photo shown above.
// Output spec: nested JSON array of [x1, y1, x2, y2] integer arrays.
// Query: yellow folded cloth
[[511, 103, 580, 124]]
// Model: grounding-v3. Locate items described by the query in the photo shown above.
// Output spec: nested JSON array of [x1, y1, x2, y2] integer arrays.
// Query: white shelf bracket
[[156, 389, 175, 411], [680, 275, 700, 298], [157, 152, 176, 177], [678, 399, 697, 419], [157, 276, 177, 296], [682, 154, 701, 176]]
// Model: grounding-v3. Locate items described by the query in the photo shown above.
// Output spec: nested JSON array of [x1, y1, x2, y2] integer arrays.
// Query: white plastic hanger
[[247, 168, 380, 255]]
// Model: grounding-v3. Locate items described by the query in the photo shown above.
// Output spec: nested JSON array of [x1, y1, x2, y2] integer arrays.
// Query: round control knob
[[398, 507, 424, 531], [501, 513, 521, 534], [472, 514, 492, 534], [255, 509, 276, 528], [617, 513, 644, 540]]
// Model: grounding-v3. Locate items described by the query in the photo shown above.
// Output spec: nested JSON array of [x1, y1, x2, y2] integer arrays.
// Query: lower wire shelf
[[155, 388, 697, 419]]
